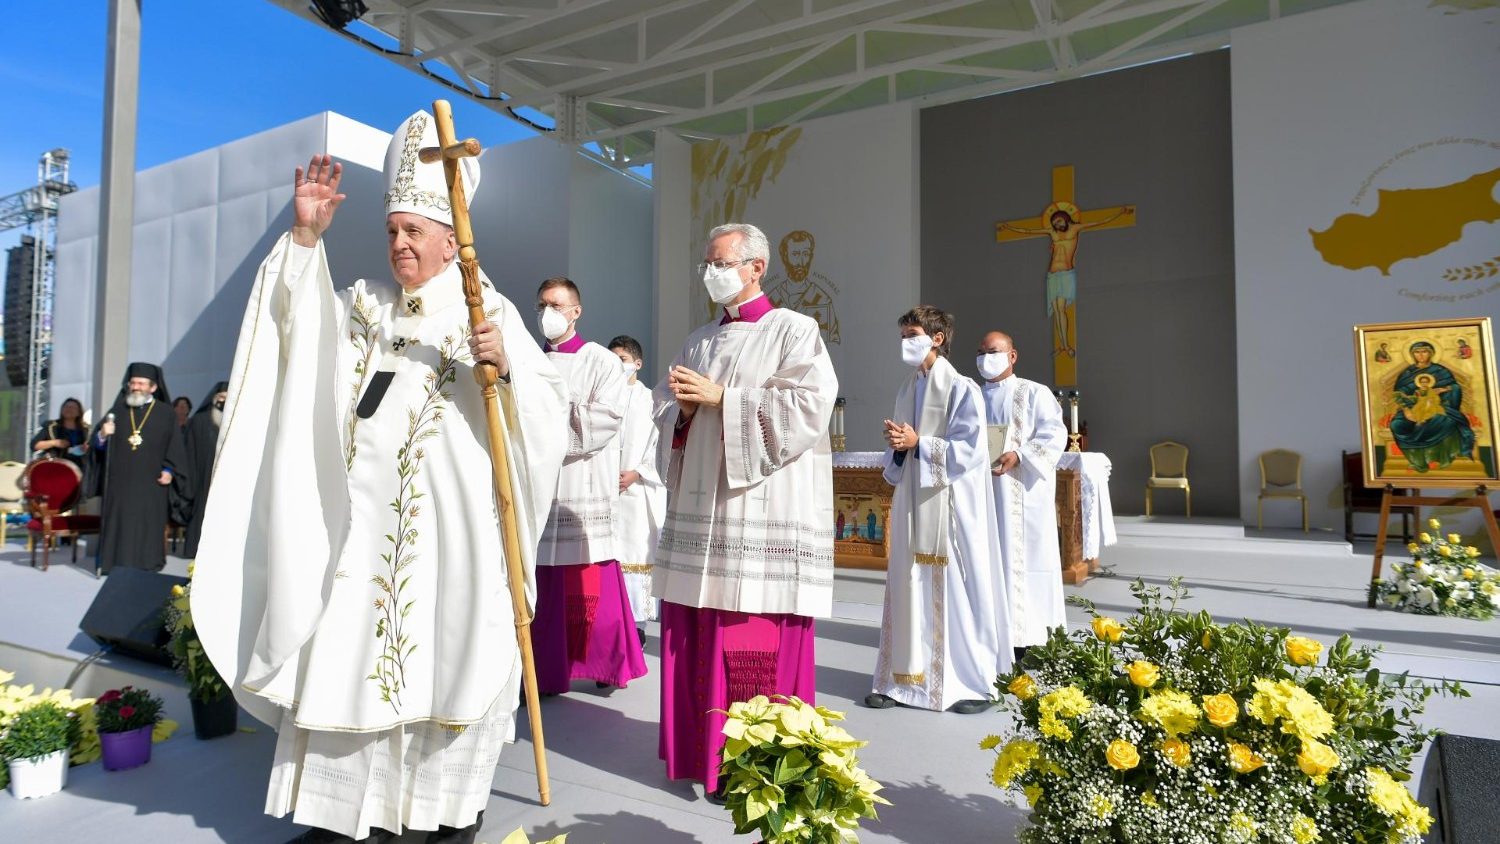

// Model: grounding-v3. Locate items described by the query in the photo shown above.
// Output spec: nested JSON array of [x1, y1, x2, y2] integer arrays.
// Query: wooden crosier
[[420, 100, 550, 806], [1366, 484, 1500, 608]]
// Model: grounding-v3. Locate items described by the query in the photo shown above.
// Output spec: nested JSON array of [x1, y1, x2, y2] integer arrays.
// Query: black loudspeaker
[[79, 569, 188, 666], [1419, 733, 1500, 843]]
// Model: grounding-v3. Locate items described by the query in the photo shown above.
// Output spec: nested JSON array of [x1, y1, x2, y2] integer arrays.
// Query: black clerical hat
[[194, 381, 230, 415]]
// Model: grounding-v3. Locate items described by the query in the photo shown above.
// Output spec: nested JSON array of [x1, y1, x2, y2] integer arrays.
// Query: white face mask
[[702, 263, 748, 305], [621, 359, 638, 377], [901, 335, 934, 367], [976, 352, 1012, 381], [538, 306, 571, 341]]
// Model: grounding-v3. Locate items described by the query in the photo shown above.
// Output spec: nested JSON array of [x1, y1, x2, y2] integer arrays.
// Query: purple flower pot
[[99, 725, 153, 771]]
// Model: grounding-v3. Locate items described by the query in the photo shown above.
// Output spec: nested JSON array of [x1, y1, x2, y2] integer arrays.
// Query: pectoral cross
[[995, 165, 1135, 388], [127, 433, 142, 451]]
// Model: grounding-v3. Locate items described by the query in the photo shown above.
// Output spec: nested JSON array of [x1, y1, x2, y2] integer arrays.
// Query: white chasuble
[[982, 375, 1069, 647], [617, 380, 665, 622], [192, 235, 567, 837], [537, 341, 627, 566], [651, 309, 838, 617], [874, 357, 1012, 711]]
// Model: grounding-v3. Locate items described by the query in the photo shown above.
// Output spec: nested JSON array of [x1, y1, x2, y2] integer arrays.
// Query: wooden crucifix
[[996, 165, 1135, 387]]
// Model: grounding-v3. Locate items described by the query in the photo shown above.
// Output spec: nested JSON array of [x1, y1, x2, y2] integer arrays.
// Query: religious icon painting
[[1353, 317, 1500, 488]]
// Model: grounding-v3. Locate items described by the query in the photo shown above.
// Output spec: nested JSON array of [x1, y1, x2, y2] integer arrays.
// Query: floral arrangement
[[719, 695, 889, 843], [94, 686, 164, 735], [0, 700, 81, 763], [1375, 518, 1498, 619], [164, 571, 232, 701], [0, 669, 99, 789], [984, 579, 1465, 844]]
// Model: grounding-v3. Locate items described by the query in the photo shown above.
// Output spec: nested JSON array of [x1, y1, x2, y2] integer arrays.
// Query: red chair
[[21, 457, 101, 572]]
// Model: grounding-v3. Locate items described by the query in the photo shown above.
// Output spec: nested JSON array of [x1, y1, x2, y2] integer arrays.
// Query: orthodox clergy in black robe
[[90, 362, 189, 573], [181, 380, 228, 559]]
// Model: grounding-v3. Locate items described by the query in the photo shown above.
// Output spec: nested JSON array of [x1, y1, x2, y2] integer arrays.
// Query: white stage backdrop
[[653, 103, 921, 451], [52, 113, 652, 419], [1232, 0, 1500, 532]]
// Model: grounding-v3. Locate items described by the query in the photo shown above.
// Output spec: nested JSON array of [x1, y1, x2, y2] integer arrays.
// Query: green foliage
[[164, 576, 231, 703], [93, 686, 164, 735], [718, 695, 889, 843], [0, 701, 79, 762], [1375, 518, 1498, 619], [495, 829, 568, 844]]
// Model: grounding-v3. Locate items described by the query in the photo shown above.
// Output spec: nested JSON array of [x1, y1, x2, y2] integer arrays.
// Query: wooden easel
[[1367, 484, 1500, 607]]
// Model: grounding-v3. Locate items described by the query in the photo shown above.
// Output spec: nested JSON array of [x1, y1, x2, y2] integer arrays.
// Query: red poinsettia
[[94, 687, 163, 734]]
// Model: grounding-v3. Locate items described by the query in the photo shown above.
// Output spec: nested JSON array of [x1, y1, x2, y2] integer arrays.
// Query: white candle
[[1071, 402, 1079, 436]]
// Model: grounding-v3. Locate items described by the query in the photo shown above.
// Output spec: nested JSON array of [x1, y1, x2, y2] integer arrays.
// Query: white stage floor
[[2, 532, 1497, 843]]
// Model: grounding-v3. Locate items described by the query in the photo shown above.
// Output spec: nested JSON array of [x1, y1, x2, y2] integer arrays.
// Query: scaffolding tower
[[1, 150, 77, 452]]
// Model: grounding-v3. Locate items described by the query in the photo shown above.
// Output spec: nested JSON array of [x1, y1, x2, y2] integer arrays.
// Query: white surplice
[[537, 340, 627, 566], [651, 308, 838, 617], [192, 234, 567, 838], [982, 374, 1069, 647], [874, 356, 1012, 711], [617, 379, 665, 622]]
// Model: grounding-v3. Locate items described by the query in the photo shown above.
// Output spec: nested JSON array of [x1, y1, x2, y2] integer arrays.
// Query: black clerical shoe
[[638, 626, 647, 648], [427, 811, 484, 844], [948, 699, 994, 715], [705, 783, 729, 805], [862, 693, 897, 709]]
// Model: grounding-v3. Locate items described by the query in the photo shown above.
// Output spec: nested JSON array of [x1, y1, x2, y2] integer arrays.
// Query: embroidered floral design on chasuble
[[382, 113, 450, 216], [367, 333, 462, 712], [345, 291, 379, 469]]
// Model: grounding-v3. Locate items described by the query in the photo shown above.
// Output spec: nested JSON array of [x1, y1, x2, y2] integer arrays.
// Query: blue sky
[[0, 0, 560, 253]]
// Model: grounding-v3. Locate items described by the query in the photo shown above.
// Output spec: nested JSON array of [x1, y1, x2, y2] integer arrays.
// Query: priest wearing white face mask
[[191, 111, 569, 843], [609, 334, 664, 643], [531, 277, 646, 695], [653, 222, 838, 798], [866, 306, 1011, 715], [977, 332, 1069, 661]]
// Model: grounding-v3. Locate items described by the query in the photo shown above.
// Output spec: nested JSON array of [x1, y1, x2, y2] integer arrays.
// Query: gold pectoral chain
[[127, 401, 155, 451]]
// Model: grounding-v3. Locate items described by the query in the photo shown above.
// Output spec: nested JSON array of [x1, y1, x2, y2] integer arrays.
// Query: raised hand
[[291, 154, 346, 247]]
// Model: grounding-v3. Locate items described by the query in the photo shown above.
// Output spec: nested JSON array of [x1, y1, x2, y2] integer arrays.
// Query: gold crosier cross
[[995, 165, 1135, 387], [420, 100, 551, 807]]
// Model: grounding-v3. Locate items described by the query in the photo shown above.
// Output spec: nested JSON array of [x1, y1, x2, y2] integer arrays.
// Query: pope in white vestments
[[192, 111, 567, 842], [867, 307, 1011, 714], [609, 335, 665, 633], [978, 331, 1069, 650], [653, 223, 837, 795]]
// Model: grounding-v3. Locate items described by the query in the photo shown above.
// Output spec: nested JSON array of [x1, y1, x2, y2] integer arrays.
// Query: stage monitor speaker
[[79, 569, 188, 666], [1418, 733, 1500, 843]]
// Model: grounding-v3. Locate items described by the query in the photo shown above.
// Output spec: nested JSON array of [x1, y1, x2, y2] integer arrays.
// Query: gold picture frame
[[1353, 317, 1500, 489]]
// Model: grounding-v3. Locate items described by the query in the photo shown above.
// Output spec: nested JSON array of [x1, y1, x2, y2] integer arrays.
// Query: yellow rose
[[1428, 518, 1441, 530], [1463, 568, 1476, 579], [1297, 739, 1340, 778], [1227, 742, 1266, 774], [1127, 660, 1160, 688], [1201, 693, 1239, 728], [1160, 737, 1192, 767], [1285, 636, 1323, 666], [1419, 532, 1432, 543], [1105, 738, 1139, 771], [1008, 674, 1038, 700], [1448, 533, 1462, 545], [1406, 542, 1419, 553], [1091, 616, 1124, 643], [1200, 629, 1212, 648], [1439, 545, 1453, 557], [1466, 546, 1480, 557], [170, 584, 186, 598]]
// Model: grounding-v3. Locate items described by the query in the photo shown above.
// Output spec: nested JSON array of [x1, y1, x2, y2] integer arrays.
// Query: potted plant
[[94, 686, 164, 771], [165, 576, 238, 739], [2, 701, 80, 799], [718, 695, 889, 843], [985, 578, 1467, 843]]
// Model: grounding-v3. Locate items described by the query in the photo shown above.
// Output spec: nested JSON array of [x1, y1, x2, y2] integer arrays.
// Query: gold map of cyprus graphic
[[1310, 167, 1500, 275]]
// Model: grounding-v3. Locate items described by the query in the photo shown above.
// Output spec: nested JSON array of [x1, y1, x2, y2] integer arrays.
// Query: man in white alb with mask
[[977, 330, 1068, 661]]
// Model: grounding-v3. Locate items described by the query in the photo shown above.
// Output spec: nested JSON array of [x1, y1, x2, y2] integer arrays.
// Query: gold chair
[[1258, 449, 1308, 532], [0, 460, 27, 545], [1146, 441, 1190, 517]]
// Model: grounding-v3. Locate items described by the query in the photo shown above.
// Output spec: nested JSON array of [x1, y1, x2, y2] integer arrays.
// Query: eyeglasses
[[695, 258, 753, 273], [534, 304, 577, 316]]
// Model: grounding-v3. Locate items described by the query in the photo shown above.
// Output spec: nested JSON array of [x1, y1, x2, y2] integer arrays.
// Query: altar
[[1055, 451, 1117, 583]]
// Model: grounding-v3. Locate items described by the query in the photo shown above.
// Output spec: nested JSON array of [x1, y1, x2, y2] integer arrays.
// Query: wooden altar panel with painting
[[833, 467, 892, 570], [1353, 317, 1500, 488]]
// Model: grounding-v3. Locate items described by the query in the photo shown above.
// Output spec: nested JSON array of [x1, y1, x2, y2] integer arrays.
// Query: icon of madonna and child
[[1385, 341, 1478, 473]]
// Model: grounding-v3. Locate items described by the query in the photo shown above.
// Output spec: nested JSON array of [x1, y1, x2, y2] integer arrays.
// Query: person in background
[[90, 363, 188, 574], [31, 397, 90, 470], [608, 334, 666, 646], [174, 396, 193, 441]]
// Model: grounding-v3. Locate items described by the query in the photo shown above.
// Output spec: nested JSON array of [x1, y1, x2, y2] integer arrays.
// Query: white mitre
[[383, 109, 480, 227]]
